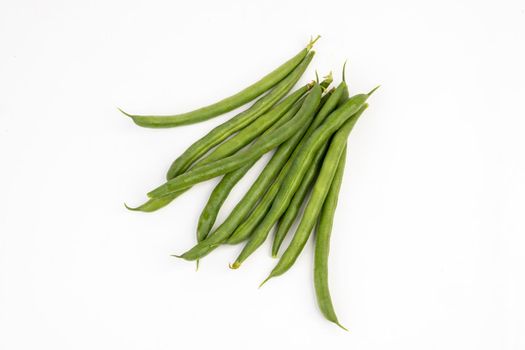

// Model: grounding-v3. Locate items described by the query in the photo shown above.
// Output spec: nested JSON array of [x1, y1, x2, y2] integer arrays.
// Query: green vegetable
[[147, 84, 323, 198], [226, 85, 341, 245], [260, 104, 368, 286], [230, 88, 376, 269], [314, 147, 348, 330], [125, 82, 311, 212], [120, 37, 319, 128], [195, 96, 305, 242]]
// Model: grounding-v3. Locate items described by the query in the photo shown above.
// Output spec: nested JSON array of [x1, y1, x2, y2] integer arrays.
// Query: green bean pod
[[120, 38, 319, 128], [176, 83, 338, 260], [136, 74, 329, 213], [271, 143, 326, 256], [230, 87, 377, 268], [125, 85, 310, 213], [260, 104, 368, 286], [176, 99, 313, 261], [165, 54, 314, 180], [195, 98, 304, 242], [271, 83, 349, 255], [198, 93, 307, 167], [147, 84, 323, 198], [225, 87, 338, 245], [199, 72, 331, 167], [314, 147, 347, 330]]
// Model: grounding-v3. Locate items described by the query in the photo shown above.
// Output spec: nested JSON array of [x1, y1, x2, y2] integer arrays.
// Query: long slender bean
[[271, 143, 326, 256], [314, 147, 347, 330], [226, 86, 340, 245], [230, 87, 377, 268], [271, 81, 349, 255], [165, 54, 314, 180], [260, 104, 368, 286], [198, 73, 332, 168], [125, 83, 310, 212], [195, 98, 304, 242], [195, 78, 331, 246], [176, 98, 315, 261], [147, 84, 323, 198], [120, 37, 319, 128]]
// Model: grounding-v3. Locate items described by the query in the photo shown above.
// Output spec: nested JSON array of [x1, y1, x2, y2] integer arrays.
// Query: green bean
[[193, 73, 331, 170], [314, 146, 347, 330], [147, 84, 323, 199], [230, 87, 377, 268], [120, 37, 319, 128], [198, 91, 309, 167], [165, 54, 314, 180], [271, 143, 326, 256], [176, 82, 335, 260], [176, 99, 314, 261], [198, 71, 330, 167], [125, 83, 311, 212], [195, 97, 305, 242], [271, 82, 348, 255], [260, 104, 368, 286], [226, 86, 339, 245]]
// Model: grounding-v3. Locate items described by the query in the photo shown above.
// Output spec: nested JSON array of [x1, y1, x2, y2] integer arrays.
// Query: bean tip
[[124, 202, 136, 211], [258, 275, 272, 288], [367, 85, 380, 97], [171, 254, 183, 259], [336, 321, 349, 332], [117, 107, 132, 117], [307, 35, 321, 50], [342, 60, 348, 82], [229, 262, 240, 270]]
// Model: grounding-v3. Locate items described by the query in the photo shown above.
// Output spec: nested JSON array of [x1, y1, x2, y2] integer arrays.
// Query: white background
[[1, 0, 524, 349]]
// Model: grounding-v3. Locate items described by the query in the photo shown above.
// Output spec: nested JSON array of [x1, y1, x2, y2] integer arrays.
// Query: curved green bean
[[125, 83, 311, 212], [147, 84, 323, 198], [120, 37, 319, 128], [271, 83, 349, 255], [271, 143, 326, 256], [230, 87, 377, 268], [195, 98, 304, 242], [176, 99, 313, 261], [260, 104, 368, 286], [314, 147, 347, 330], [165, 54, 314, 180], [226, 86, 340, 245]]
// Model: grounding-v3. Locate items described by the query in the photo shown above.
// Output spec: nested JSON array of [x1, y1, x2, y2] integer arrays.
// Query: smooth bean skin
[[230, 84, 367, 268], [231, 88, 377, 268], [124, 192, 183, 212], [131, 73, 327, 212], [314, 147, 347, 330], [165, 54, 314, 180], [195, 99, 304, 242], [271, 143, 327, 256], [120, 39, 318, 128], [197, 87, 311, 167], [125, 86, 308, 212], [260, 105, 367, 286], [226, 87, 339, 245], [177, 100, 312, 261], [196, 165, 248, 242], [147, 84, 323, 198], [271, 84, 349, 255]]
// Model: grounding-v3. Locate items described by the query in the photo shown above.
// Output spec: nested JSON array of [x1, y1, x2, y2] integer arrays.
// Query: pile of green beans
[[122, 37, 378, 330]]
